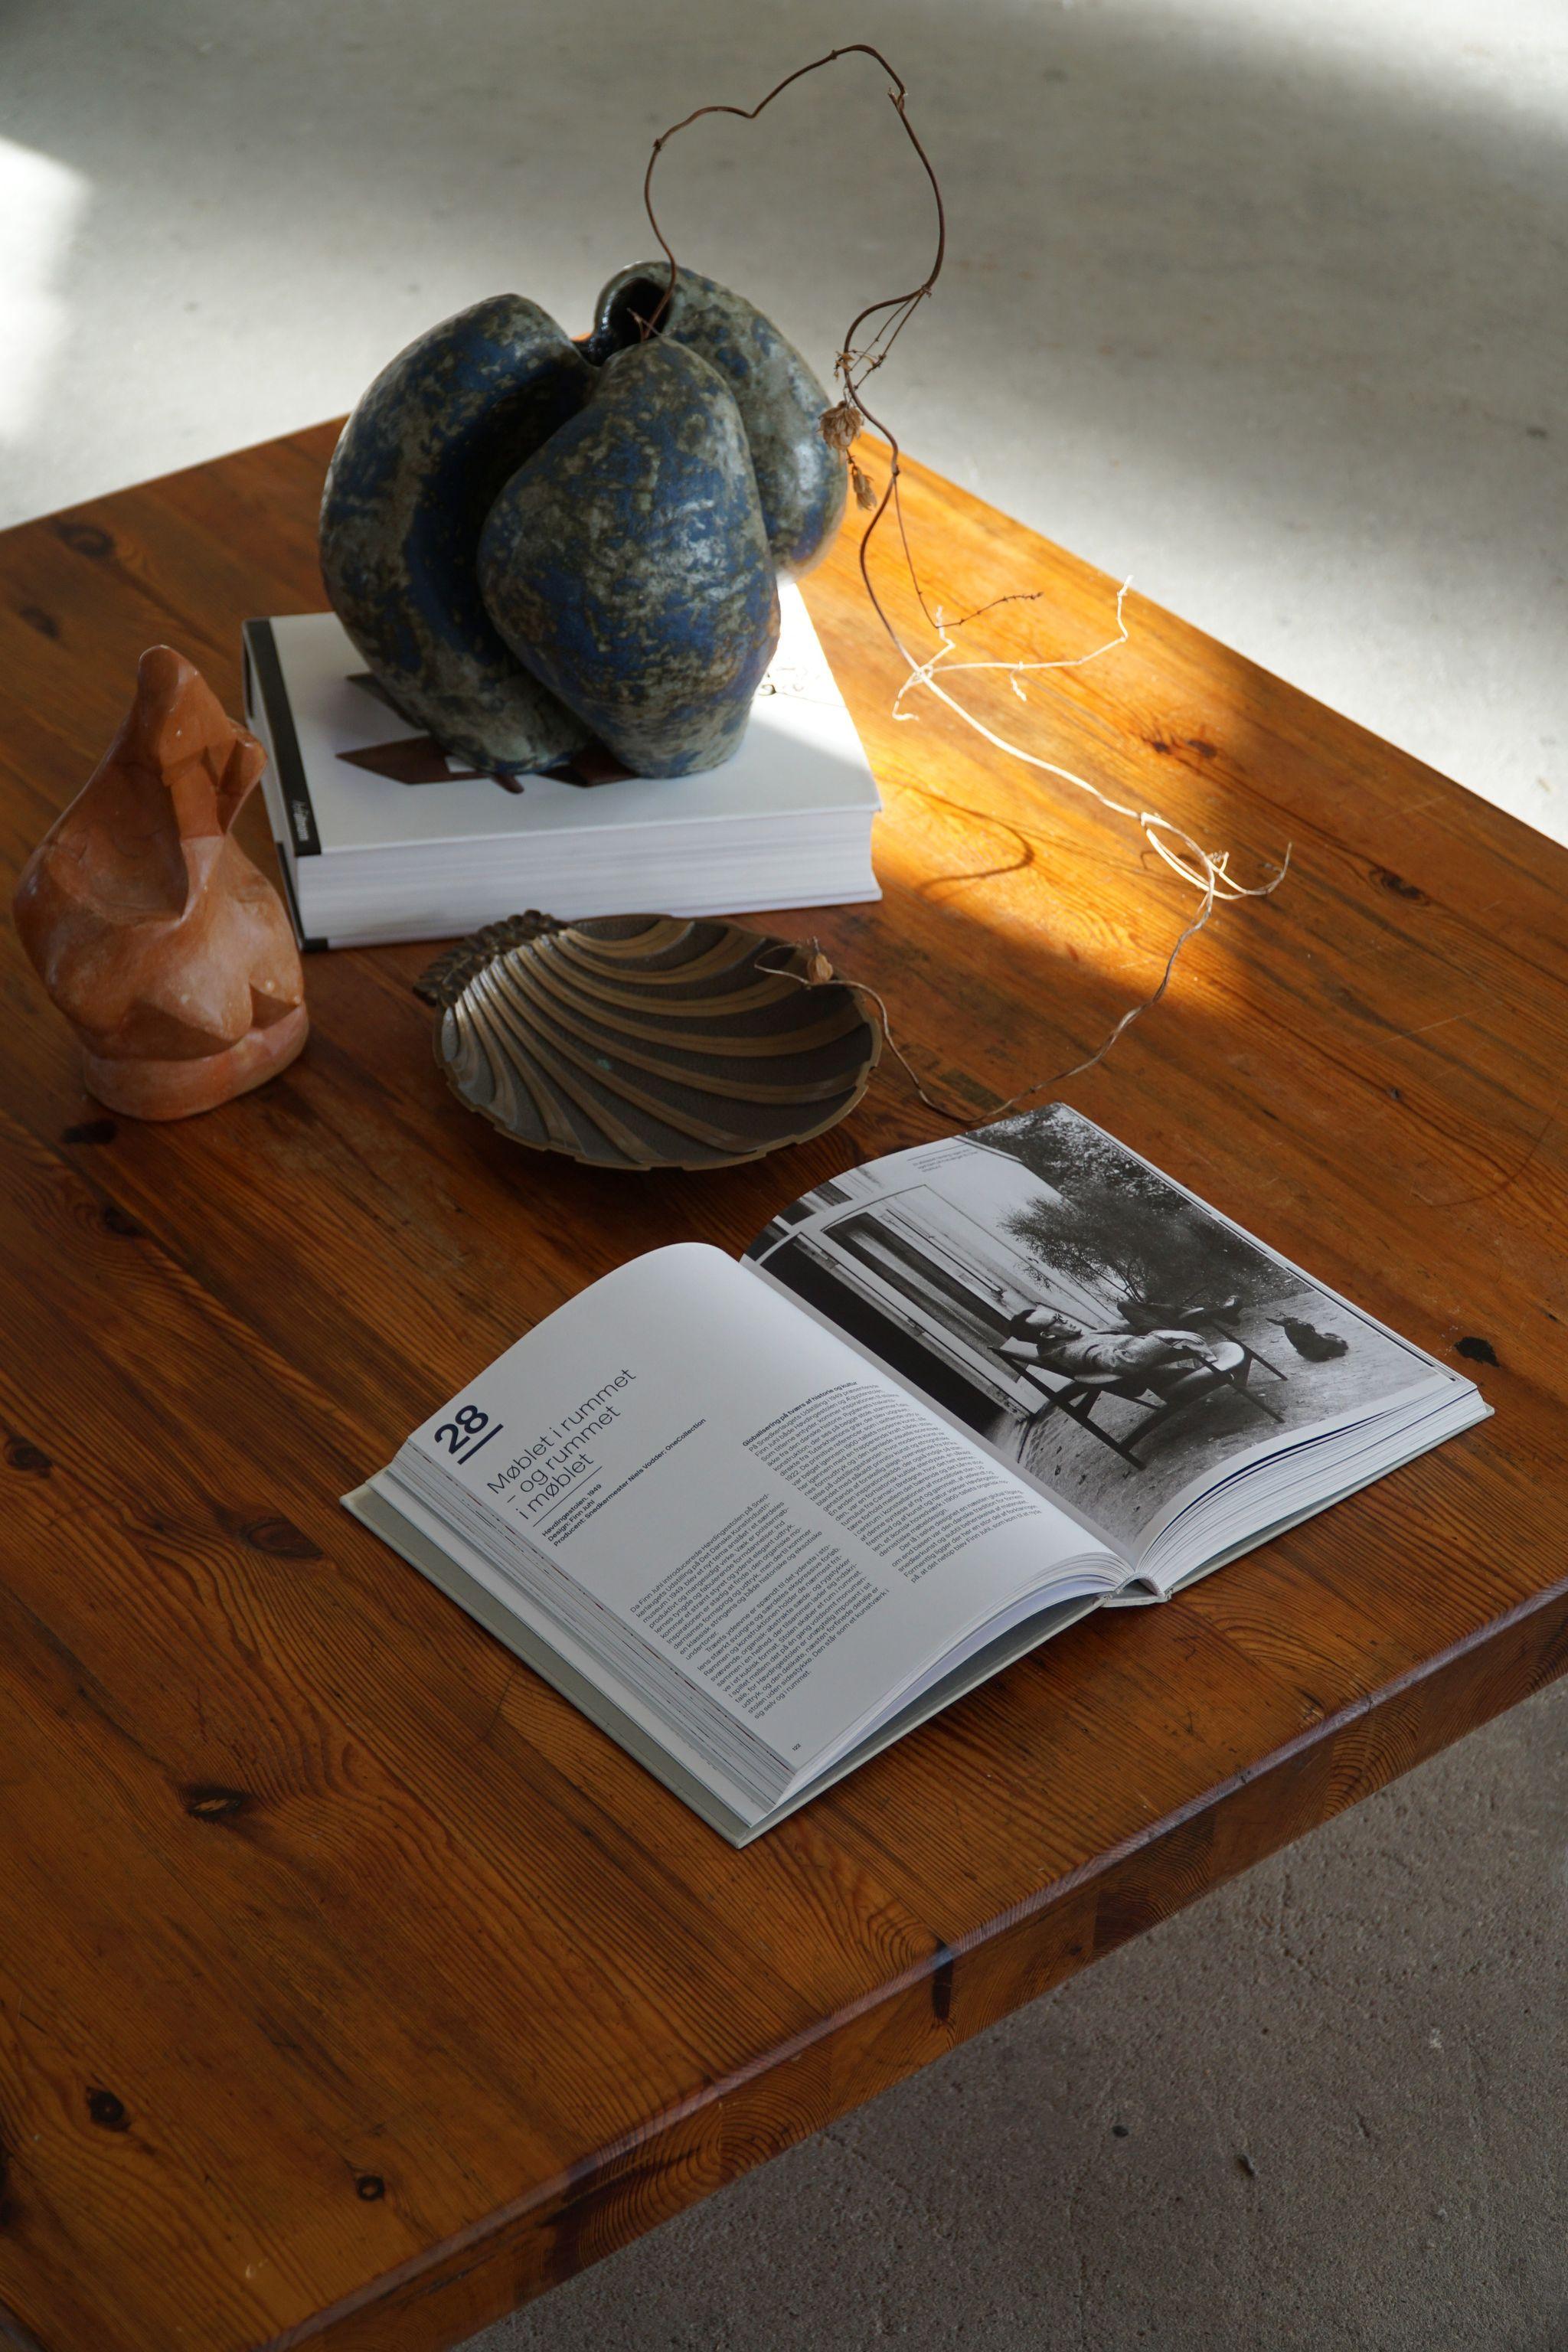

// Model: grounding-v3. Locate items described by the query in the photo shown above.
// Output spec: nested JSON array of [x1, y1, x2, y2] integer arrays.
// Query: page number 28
[[433, 1403, 501, 1465]]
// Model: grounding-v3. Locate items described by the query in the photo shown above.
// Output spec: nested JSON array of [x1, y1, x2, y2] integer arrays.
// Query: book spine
[[241, 621, 329, 954]]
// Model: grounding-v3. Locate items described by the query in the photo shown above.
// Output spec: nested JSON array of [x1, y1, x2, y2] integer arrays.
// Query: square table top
[[0, 426, 1561, 2352]]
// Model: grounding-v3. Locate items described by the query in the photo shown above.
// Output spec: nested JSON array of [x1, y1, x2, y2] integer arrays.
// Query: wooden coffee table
[[1, 430, 1562, 2352]]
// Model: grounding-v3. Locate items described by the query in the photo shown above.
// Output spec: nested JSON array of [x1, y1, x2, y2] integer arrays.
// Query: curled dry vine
[[643, 49, 1290, 1125]]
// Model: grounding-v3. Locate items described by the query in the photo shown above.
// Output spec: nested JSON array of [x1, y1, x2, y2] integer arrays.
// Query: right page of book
[[744, 1104, 1481, 1585]]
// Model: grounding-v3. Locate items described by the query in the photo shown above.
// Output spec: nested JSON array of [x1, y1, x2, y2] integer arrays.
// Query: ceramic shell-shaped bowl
[[415, 913, 879, 1171]]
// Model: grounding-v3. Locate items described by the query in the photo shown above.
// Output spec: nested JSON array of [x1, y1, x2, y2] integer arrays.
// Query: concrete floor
[[489, 1684, 1568, 2352], [2, 2, 1563, 2344]]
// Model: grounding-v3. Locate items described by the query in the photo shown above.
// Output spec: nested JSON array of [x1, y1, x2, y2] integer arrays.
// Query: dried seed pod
[[818, 400, 862, 456]]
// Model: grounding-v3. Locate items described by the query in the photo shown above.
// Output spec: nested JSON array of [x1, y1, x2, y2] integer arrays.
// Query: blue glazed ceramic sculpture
[[319, 266, 845, 779], [479, 342, 779, 776], [318, 296, 594, 774], [585, 263, 846, 580]]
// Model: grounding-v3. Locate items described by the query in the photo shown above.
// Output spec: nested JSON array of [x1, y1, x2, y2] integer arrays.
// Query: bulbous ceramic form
[[320, 295, 593, 773], [477, 341, 780, 778], [587, 263, 846, 579]]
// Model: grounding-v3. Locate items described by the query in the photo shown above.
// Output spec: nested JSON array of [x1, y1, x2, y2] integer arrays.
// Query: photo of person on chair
[[999, 1302, 1283, 1471], [1003, 1307, 1217, 1387], [750, 1102, 1424, 1553]]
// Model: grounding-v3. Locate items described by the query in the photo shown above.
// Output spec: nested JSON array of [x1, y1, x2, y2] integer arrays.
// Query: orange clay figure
[[14, 645, 306, 1119]]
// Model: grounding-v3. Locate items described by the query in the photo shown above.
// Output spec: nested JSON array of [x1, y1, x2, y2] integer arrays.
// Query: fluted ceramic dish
[[413, 912, 879, 1171]]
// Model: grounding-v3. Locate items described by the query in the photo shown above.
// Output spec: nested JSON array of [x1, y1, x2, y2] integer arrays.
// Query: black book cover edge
[[242, 619, 328, 954]]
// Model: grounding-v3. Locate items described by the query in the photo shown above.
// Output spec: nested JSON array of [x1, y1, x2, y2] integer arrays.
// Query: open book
[[346, 1106, 1487, 1843]]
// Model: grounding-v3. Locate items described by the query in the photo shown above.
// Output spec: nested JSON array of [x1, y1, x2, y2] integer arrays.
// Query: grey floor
[[2, 2, 1563, 2344], [490, 1686, 1568, 2352]]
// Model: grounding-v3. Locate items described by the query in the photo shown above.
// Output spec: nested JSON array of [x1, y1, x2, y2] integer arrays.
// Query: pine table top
[[0, 426, 1560, 2352]]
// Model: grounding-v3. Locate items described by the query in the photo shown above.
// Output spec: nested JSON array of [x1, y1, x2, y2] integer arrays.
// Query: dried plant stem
[[642, 49, 1290, 1125], [642, 45, 944, 339]]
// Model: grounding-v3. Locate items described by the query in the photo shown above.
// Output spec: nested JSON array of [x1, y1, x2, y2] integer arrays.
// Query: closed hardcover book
[[240, 591, 881, 951]]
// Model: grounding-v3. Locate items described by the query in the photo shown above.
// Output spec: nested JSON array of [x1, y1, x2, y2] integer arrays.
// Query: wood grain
[[0, 425, 1562, 2352]]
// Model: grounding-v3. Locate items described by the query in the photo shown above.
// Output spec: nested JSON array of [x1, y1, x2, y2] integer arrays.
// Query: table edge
[[249, 1566, 1568, 2352]]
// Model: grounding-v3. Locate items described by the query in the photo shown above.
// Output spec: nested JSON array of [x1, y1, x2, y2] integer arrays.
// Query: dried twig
[[642, 45, 943, 340], [641, 51, 1290, 1125]]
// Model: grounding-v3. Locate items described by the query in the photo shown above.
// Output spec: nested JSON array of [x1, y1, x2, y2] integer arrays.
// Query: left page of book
[[372, 1243, 1120, 1824]]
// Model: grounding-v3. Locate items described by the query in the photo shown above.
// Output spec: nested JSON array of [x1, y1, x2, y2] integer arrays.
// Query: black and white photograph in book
[[747, 1106, 1432, 1554]]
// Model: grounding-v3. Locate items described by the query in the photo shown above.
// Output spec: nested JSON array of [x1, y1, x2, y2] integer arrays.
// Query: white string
[[892, 578, 1134, 717], [763, 577, 1292, 1125], [889, 577, 1288, 913]]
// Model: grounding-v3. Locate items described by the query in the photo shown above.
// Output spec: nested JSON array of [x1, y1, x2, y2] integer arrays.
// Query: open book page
[[380, 1243, 1119, 1820], [745, 1105, 1481, 1587]]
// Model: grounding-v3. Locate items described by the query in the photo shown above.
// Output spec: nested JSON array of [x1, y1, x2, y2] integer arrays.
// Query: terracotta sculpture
[[13, 646, 307, 1119]]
